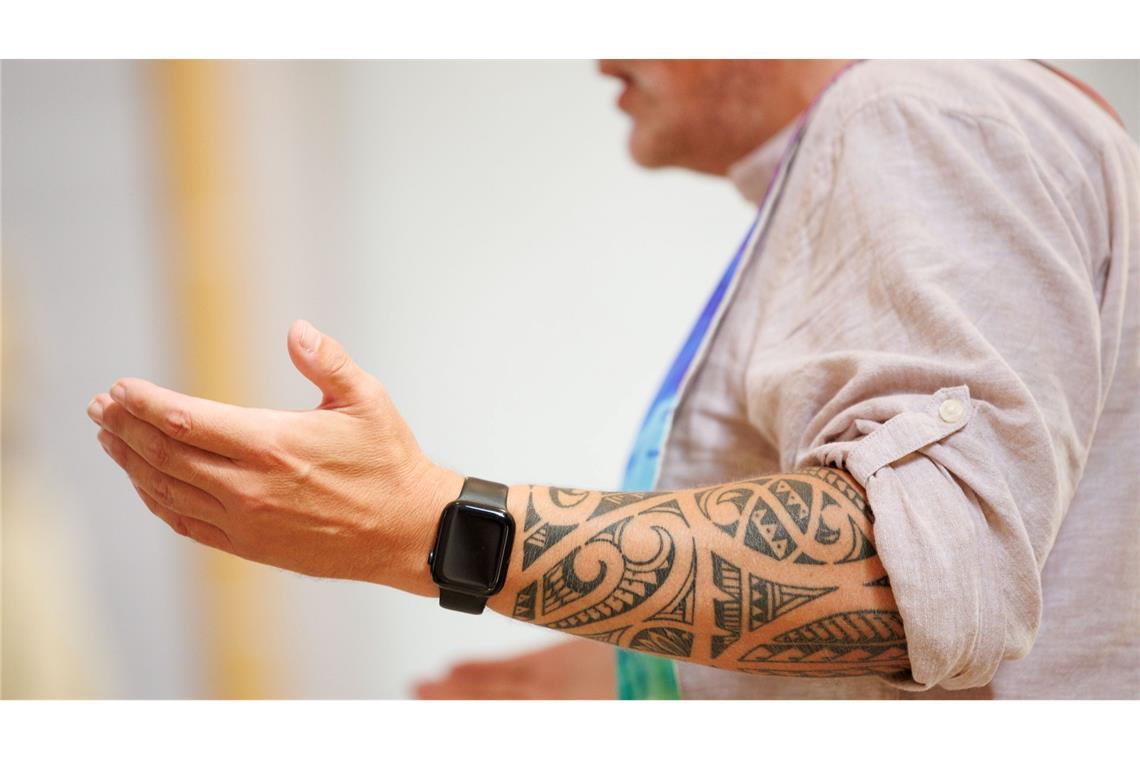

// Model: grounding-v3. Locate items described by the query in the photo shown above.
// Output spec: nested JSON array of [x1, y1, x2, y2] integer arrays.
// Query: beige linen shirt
[[660, 60, 1139, 698]]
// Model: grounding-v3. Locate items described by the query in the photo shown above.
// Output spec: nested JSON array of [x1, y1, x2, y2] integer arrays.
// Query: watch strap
[[439, 588, 487, 615], [457, 476, 509, 509]]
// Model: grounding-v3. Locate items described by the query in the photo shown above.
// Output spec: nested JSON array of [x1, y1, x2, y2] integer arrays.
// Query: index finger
[[109, 377, 260, 460]]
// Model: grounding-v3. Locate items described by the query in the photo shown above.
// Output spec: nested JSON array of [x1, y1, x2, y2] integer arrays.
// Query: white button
[[938, 398, 965, 423]]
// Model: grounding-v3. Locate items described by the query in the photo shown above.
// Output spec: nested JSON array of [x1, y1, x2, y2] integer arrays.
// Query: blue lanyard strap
[[620, 213, 760, 492], [614, 82, 823, 698]]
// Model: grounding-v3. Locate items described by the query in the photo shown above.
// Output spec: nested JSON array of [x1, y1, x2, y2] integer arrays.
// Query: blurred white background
[[3, 60, 1137, 698]]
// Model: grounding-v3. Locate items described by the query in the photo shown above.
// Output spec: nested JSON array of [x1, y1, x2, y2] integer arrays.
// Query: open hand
[[86, 320, 462, 593]]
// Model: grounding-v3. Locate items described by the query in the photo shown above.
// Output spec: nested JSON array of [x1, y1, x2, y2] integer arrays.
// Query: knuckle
[[151, 473, 174, 507], [235, 482, 273, 514], [294, 458, 314, 485], [258, 441, 289, 470], [145, 435, 169, 467], [164, 408, 193, 440], [326, 350, 352, 379], [253, 434, 301, 476], [101, 432, 122, 460]]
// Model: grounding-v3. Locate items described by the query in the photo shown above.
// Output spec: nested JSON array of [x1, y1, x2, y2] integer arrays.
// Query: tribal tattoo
[[489, 468, 908, 678]]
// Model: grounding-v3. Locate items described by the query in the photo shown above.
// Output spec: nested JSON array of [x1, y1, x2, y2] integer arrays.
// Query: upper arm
[[745, 86, 1106, 689]]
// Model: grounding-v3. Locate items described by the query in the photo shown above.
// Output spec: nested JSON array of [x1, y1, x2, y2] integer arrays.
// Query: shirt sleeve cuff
[[806, 385, 1015, 690]]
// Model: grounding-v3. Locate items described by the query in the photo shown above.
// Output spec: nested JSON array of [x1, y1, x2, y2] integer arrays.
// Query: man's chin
[[628, 131, 726, 176], [627, 131, 677, 170]]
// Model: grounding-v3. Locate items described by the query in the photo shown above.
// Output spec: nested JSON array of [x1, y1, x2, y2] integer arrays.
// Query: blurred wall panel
[[150, 60, 282, 699], [225, 60, 405, 699], [2, 60, 194, 697]]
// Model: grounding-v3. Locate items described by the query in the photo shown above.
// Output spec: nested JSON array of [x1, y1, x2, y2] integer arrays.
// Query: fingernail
[[111, 384, 126, 404], [87, 397, 105, 424], [298, 320, 321, 353]]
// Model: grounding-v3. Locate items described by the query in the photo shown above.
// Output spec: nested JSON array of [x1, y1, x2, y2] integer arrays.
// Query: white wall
[[4, 59, 1137, 698], [1047, 59, 1139, 137]]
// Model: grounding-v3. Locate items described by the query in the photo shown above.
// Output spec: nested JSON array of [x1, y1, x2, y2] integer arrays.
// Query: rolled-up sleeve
[[744, 87, 1110, 690]]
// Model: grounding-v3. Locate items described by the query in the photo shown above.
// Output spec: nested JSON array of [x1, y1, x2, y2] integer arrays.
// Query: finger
[[286, 319, 379, 409], [106, 377, 261, 459], [97, 428, 227, 524], [131, 482, 234, 554], [96, 395, 237, 496]]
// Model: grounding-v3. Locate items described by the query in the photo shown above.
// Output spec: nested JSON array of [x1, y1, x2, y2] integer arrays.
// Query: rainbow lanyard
[[615, 106, 813, 701]]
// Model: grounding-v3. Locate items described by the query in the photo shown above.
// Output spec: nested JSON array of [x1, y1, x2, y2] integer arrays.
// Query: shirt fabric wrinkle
[[661, 60, 1139, 698]]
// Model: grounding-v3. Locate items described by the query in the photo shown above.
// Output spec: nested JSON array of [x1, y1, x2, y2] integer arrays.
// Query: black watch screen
[[429, 501, 514, 595]]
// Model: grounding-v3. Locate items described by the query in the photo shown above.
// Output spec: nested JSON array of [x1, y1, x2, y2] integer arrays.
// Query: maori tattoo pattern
[[507, 469, 907, 678], [711, 553, 743, 658], [737, 610, 908, 676]]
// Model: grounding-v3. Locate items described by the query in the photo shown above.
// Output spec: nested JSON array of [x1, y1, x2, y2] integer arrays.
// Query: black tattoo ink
[[737, 610, 908, 675], [512, 581, 537, 621], [648, 549, 696, 626], [587, 491, 656, 521], [630, 626, 694, 658], [711, 552, 743, 658], [748, 574, 836, 630]]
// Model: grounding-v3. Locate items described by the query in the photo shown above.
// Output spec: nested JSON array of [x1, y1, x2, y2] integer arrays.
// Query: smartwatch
[[426, 476, 515, 614]]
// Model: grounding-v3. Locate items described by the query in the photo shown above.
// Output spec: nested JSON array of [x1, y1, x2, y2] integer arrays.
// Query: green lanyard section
[[617, 649, 682, 700]]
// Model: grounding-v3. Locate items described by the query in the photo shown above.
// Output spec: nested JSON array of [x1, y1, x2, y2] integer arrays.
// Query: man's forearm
[[84, 328, 906, 678], [484, 466, 908, 677]]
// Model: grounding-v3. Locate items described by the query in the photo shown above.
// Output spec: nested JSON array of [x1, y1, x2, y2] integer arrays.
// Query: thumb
[[287, 319, 375, 408]]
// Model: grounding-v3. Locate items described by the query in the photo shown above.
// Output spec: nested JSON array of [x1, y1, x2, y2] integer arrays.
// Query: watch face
[[431, 502, 514, 594]]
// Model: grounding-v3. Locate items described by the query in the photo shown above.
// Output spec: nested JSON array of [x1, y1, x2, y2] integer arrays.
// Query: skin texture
[[90, 320, 907, 697]]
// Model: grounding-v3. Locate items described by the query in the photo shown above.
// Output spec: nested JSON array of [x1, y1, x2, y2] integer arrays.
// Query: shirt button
[[938, 398, 965, 423]]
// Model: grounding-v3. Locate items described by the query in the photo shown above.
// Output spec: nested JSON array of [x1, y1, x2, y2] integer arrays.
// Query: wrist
[[387, 462, 464, 596]]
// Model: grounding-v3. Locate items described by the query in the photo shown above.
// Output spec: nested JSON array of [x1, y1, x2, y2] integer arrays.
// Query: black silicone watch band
[[439, 588, 488, 615], [436, 476, 511, 615], [458, 476, 510, 509]]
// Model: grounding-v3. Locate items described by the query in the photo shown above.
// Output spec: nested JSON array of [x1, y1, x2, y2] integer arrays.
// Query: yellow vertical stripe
[[151, 60, 275, 698]]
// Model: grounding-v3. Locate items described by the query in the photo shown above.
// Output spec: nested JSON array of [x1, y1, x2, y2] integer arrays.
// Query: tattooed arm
[[87, 325, 902, 678], [485, 467, 907, 677]]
